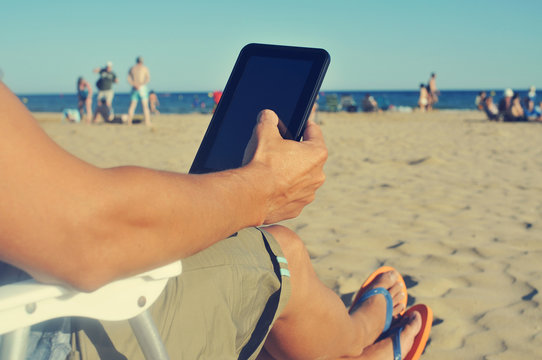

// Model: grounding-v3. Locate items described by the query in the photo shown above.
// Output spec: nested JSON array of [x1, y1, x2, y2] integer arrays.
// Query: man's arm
[[143, 66, 150, 85], [127, 68, 135, 88], [0, 83, 326, 291]]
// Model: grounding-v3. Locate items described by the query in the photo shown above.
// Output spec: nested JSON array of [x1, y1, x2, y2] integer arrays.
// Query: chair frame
[[0, 261, 182, 360]]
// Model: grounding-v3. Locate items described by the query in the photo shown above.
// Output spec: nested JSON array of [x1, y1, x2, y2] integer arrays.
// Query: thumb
[[257, 109, 279, 130], [259, 109, 292, 139], [242, 109, 280, 165]]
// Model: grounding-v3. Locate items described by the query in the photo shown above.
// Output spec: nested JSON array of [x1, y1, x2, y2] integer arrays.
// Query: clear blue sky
[[1, 0, 540, 94]]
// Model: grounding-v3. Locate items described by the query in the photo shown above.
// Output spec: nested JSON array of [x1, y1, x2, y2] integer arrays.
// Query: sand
[[35, 110, 542, 359]]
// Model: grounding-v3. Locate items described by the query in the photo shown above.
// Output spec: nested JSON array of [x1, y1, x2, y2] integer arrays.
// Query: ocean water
[[16, 89, 534, 114]]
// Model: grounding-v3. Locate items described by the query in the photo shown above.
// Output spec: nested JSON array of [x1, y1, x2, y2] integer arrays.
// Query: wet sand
[[36, 110, 542, 359]]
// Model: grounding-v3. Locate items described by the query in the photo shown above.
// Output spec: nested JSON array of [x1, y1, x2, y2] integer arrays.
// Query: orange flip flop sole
[[403, 304, 433, 360]]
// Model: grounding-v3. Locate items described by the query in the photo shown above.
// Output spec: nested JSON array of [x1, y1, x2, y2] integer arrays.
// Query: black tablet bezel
[[189, 43, 330, 174]]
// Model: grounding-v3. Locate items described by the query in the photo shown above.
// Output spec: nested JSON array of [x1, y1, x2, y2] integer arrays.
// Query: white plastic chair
[[0, 261, 182, 360]]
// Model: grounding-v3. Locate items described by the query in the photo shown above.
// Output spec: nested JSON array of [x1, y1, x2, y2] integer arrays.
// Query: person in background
[[149, 90, 160, 114], [77, 77, 93, 123], [427, 72, 439, 110], [524, 98, 542, 121], [527, 85, 536, 102], [127, 56, 152, 126], [361, 93, 379, 112], [418, 84, 429, 112], [475, 91, 487, 110], [93, 61, 118, 110], [505, 94, 527, 122], [482, 96, 499, 121], [62, 108, 81, 123], [92, 98, 136, 124], [498, 88, 514, 121]]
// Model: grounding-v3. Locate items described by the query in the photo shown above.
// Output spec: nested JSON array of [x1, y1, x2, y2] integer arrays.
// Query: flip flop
[[382, 304, 433, 360], [348, 266, 408, 318], [349, 287, 395, 332], [403, 304, 433, 360]]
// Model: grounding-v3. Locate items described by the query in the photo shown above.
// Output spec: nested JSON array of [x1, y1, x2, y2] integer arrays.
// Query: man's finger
[[257, 109, 279, 126], [243, 110, 281, 165], [302, 118, 325, 145], [307, 102, 318, 124]]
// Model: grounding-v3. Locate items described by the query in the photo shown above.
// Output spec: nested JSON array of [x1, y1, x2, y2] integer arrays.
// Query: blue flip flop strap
[[355, 287, 393, 332], [391, 326, 402, 360]]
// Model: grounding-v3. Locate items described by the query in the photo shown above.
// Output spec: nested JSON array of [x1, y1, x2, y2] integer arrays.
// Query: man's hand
[[244, 108, 327, 224]]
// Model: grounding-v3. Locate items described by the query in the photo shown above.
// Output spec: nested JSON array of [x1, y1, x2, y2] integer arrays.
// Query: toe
[[371, 270, 398, 290], [399, 311, 423, 358]]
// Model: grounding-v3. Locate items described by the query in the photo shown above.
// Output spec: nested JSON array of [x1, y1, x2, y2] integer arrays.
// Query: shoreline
[[21, 89, 516, 114], [32, 109, 487, 124]]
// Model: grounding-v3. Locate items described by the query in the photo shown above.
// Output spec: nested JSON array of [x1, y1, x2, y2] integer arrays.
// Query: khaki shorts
[[71, 227, 291, 360], [96, 90, 114, 105]]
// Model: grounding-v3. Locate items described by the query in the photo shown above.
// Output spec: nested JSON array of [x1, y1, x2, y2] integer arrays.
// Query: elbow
[[28, 264, 112, 293], [51, 237, 123, 292], [52, 260, 117, 293], [62, 272, 112, 293]]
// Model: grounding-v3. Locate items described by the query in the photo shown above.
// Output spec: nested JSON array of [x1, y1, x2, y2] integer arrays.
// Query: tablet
[[189, 43, 330, 174]]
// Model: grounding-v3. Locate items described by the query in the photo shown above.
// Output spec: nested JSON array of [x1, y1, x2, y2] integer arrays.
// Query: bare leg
[[263, 225, 408, 360], [106, 93, 114, 110], [85, 99, 92, 124], [141, 98, 152, 126], [127, 100, 138, 125], [78, 101, 86, 124], [258, 313, 421, 360]]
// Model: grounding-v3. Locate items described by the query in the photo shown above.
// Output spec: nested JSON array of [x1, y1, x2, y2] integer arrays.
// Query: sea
[[15, 89, 533, 115]]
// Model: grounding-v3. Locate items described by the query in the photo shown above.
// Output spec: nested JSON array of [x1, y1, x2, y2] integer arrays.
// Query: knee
[[264, 225, 308, 267]]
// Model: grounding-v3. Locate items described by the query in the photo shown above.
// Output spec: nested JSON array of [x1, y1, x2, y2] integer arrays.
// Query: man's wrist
[[234, 162, 274, 226]]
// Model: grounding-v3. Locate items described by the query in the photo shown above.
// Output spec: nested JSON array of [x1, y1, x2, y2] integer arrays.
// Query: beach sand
[[35, 110, 542, 359]]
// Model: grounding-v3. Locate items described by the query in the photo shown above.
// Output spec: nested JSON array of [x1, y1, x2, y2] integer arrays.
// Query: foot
[[357, 311, 422, 360], [350, 270, 407, 345], [366, 270, 407, 318]]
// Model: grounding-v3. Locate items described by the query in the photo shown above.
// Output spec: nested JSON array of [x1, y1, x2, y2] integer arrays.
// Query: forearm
[[97, 165, 268, 261], [16, 164, 270, 291]]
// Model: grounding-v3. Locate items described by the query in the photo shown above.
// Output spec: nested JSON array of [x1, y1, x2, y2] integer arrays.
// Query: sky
[[1, 0, 540, 94]]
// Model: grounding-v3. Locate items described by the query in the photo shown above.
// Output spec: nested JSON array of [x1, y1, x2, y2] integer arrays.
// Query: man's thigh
[[73, 227, 291, 360]]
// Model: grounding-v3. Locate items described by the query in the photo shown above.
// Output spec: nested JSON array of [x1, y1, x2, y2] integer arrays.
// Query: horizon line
[[13, 87, 538, 96]]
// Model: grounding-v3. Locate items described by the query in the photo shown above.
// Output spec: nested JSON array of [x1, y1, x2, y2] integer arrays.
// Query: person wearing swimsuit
[[77, 77, 93, 123]]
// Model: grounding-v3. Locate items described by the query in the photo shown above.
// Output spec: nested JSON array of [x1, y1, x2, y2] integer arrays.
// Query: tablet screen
[[204, 56, 312, 172], [190, 44, 329, 174]]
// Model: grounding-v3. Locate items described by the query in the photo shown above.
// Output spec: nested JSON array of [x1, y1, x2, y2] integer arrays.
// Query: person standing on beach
[[127, 56, 151, 126], [77, 77, 93, 123], [149, 90, 160, 114], [93, 61, 118, 110], [418, 84, 429, 111], [427, 73, 438, 110]]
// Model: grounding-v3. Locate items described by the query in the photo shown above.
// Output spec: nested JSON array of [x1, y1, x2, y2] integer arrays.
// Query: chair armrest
[[0, 261, 182, 335]]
